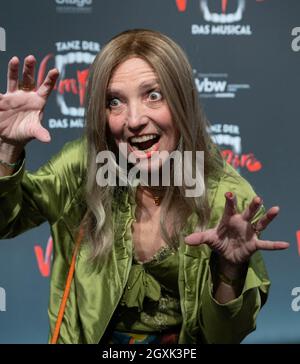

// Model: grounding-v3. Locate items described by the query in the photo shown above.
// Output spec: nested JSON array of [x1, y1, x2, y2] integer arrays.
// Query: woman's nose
[[126, 101, 148, 130]]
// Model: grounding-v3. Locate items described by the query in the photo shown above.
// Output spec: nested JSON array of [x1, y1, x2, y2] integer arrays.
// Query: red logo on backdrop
[[175, 0, 265, 12], [297, 231, 300, 256], [34, 236, 53, 277], [36, 41, 100, 129], [221, 150, 262, 172], [176, 0, 239, 13], [209, 123, 262, 173], [37, 54, 89, 111], [176, 0, 187, 12]]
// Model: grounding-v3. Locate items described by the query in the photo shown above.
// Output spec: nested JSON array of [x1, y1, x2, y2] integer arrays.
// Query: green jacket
[[0, 137, 270, 344]]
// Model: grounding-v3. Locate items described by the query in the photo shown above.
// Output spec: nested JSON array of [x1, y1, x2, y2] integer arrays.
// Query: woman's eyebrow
[[107, 79, 159, 95], [138, 79, 159, 92], [106, 89, 123, 97]]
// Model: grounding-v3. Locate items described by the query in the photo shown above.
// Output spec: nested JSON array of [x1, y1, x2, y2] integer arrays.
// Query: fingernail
[[256, 196, 263, 205], [184, 236, 191, 244], [11, 56, 19, 63], [225, 192, 233, 199]]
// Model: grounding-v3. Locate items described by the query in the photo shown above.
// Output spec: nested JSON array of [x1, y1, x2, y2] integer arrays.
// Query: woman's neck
[[136, 185, 167, 212]]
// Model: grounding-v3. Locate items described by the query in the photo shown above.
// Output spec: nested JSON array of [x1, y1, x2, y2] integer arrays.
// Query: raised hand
[[0, 55, 59, 146], [185, 192, 289, 266]]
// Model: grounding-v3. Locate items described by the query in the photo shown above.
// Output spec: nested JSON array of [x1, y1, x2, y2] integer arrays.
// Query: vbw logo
[[0, 27, 6, 51], [194, 72, 250, 99], [0, 287, 6, 311], [195, 77, 227, 94]]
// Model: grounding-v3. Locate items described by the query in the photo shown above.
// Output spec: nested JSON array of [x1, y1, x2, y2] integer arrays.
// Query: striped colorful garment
[[109, 330, 179, 344]]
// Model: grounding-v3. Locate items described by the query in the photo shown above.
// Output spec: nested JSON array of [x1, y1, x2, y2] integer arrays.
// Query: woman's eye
[[148, 91, 162, 101], [108, 98, 121, 108]]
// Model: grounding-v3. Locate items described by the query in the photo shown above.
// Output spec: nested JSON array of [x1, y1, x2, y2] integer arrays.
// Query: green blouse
[[113, 246, 182, 333]]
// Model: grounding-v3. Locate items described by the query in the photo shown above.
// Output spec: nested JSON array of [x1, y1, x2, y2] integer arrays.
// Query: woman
[[0, 29, 289, 344]]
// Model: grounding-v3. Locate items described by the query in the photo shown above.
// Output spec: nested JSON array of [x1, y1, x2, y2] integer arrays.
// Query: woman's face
[[106, 57, 180, 173]]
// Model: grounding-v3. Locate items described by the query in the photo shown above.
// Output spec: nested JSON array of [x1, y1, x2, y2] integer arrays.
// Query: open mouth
[[128, 134, 160, 153]]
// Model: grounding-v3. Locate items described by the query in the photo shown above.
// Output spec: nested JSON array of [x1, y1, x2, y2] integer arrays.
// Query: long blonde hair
[[83, 29, 223, 260]]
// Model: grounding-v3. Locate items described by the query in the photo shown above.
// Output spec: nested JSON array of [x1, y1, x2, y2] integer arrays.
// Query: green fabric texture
[[113, 246, 182, 333], [0, 137, 270, 344], [121, 263, 162, 311]]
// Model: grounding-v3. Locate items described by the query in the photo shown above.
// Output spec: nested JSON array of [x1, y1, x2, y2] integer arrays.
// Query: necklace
[[153, 196, 162, 206], [140, 187, 165, 206]]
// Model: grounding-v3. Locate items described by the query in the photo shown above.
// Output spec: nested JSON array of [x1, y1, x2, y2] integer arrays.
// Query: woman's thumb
[[32, 126, 51, 143]]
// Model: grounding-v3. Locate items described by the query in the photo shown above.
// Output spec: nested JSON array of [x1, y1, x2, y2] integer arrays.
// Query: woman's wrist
[[216, 256, 248, 282], [0, 140, 24, 176], [211, 254, 248, 301], [0, 139, 24, 164]]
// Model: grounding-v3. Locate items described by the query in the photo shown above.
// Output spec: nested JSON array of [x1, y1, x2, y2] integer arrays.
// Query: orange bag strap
[[50, 227, 84, 344]]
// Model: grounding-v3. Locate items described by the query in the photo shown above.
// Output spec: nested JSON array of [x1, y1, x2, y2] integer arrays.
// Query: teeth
[[131, 145, 155, 153], [130, 134, 158, 143]]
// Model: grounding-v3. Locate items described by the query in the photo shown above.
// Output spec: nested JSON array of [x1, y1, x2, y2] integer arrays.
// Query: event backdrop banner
[[0, 0, 299, 343]]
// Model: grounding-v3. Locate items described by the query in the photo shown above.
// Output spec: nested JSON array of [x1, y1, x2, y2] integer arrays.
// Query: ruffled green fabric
[[120, 245, 179, 311], [120, 264, 161, 311], [113, 246, 182, 333]]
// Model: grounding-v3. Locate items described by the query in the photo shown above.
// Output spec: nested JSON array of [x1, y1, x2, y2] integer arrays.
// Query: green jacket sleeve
[[199, 252, 269, 343], [199, 163, 270, 343], [0, 137, 86, 239]]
